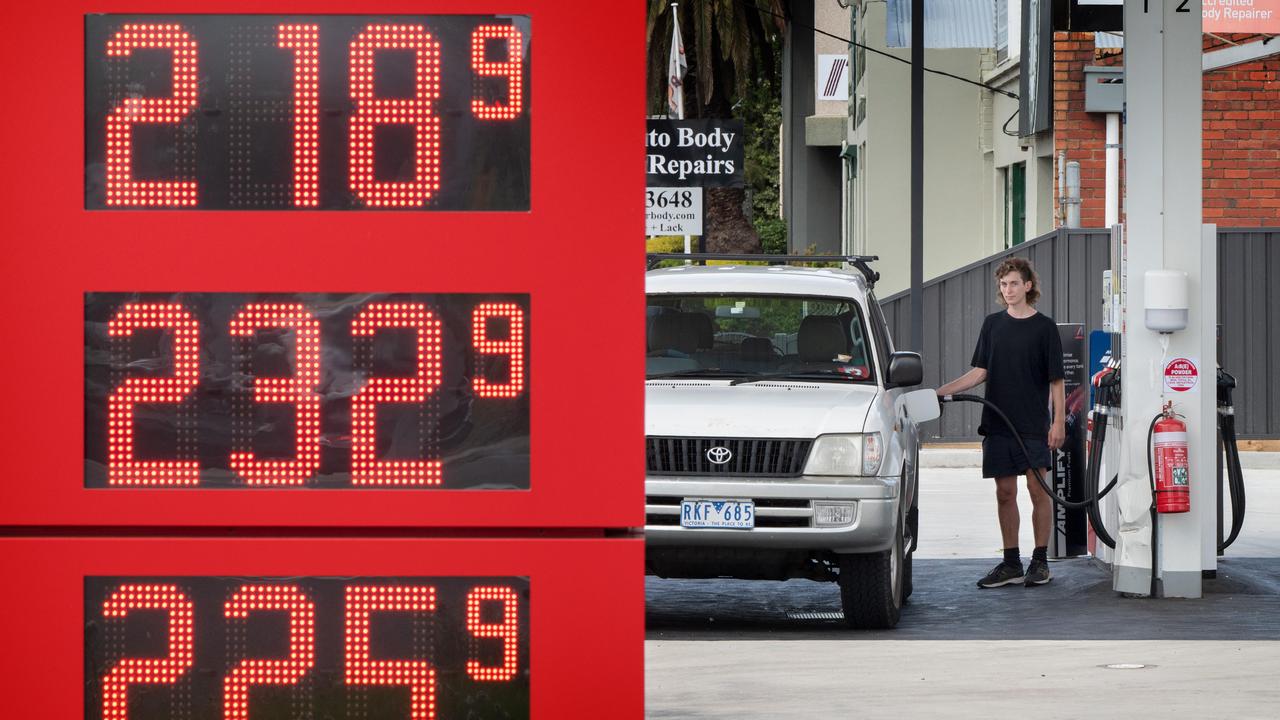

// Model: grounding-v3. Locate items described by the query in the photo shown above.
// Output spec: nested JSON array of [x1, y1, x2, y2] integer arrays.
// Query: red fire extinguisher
[[1153, 409, 1190, 514]]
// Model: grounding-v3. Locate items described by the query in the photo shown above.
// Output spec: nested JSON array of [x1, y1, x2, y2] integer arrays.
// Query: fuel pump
[[936, 267, 1250, 597], [1112, 0, 1217, 598]]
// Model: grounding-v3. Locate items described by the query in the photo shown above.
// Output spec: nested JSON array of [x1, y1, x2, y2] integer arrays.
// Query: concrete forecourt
[[646, 459, 1280, 718]]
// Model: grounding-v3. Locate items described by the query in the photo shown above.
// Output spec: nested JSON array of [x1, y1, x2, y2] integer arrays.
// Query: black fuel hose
[[1218, 368, 1247, 553], [1085, 408, 1117, 548], [1219, 409, 1247, 552], [940, 394, 1118, 548]]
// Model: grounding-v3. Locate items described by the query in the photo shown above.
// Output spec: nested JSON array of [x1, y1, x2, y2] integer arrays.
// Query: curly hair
[[993, 257, 1041, 306]]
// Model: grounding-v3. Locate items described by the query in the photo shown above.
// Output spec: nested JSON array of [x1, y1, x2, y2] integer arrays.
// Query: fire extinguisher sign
[[1163, 357, 1200, 393]]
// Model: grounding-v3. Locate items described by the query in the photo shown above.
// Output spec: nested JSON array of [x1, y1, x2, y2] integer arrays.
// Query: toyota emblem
[[706, 446, 733, 465]]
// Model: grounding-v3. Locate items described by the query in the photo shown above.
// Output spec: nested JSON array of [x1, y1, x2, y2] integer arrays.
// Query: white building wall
[[815, 0, 850, 117], [842, 0, 1058, 295], [850, 1, 987, 296]]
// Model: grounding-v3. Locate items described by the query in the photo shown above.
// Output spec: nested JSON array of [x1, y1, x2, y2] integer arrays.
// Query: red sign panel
[[0, 0, 644, 528], [0, 537, 643, 719]]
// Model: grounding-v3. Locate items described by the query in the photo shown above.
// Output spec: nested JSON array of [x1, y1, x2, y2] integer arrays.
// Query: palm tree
[[646, 0, 786, 254]]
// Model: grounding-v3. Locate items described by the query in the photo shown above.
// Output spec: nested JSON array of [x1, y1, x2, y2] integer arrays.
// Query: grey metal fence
[[880, 227, 1280, 441], [1218, 228, 1280, 439]]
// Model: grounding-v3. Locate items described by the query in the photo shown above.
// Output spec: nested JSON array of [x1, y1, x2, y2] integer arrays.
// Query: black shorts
[[982, 433, 1052, 479]]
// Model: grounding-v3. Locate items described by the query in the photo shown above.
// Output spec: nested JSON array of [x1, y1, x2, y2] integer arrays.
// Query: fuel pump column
[[1111, 0, 1217, 597]]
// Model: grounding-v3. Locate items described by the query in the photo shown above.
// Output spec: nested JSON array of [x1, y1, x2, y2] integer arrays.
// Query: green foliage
[[646, 235, 686, 253], [645, 0, 786, 117], [646, 1, 787, 253], [798, 243, 841, 268], [738, 44, 786, 255]]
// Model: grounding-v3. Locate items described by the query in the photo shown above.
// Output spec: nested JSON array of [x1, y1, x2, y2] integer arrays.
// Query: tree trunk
[[703, 187, 761, 254]]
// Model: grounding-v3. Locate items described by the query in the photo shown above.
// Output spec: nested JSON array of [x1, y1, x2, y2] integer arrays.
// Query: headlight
[[804, 433, 884, 476]]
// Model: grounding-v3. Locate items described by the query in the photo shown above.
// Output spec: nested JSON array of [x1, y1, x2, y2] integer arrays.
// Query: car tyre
[[838, 519, 904, 629]]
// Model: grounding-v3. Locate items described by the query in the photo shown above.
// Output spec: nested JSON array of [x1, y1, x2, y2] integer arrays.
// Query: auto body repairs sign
[[646, 119, 744, 187], [646, 187, 703, 235]]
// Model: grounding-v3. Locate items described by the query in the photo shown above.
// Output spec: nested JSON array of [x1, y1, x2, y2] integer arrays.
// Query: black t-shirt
[[971, 310, 1064, 439]]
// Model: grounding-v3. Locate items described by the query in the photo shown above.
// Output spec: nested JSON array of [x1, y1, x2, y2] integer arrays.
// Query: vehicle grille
[[646, 437, 812, 477]]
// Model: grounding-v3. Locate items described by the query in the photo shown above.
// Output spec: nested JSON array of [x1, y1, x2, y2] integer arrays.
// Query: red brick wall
[[1053, 32, 1280, 227]]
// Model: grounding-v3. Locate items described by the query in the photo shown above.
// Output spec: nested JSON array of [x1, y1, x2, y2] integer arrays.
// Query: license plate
[[680, 499, 755, 529]]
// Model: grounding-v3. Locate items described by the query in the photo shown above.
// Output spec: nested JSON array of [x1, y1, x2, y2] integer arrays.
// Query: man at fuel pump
[[937, 257, 1065, 588]]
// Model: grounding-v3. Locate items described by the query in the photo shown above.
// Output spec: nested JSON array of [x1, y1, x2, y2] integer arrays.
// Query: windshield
[[646, 293, 876, 383]]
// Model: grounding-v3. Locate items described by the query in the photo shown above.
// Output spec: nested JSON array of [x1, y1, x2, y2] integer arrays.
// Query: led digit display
[[84, 15, 530, 210], [85, 293, 530, 489], [100, 585, 196, 720], [85, 577, 529, 720]]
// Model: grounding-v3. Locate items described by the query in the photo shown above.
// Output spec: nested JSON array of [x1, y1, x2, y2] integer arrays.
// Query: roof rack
[[645, 253, 881, 289]]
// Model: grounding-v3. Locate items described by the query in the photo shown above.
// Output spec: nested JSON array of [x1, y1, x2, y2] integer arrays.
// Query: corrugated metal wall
[[880, 227, 1280, 440], [1218, 229, 1280, 439]]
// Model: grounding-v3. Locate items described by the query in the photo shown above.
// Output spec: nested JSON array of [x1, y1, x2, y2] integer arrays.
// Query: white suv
[[644, 255, 938, 629]]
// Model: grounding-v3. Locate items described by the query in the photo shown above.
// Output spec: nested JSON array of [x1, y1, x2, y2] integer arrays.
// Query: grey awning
[[886, 0, 996, 49], [1095, 32, 1123, 49]]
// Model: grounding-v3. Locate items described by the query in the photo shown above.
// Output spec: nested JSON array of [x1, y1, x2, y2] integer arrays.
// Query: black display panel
[[84, 576, 530, 720], [84, 293, 529, 489], [85, 15, 530, 210]]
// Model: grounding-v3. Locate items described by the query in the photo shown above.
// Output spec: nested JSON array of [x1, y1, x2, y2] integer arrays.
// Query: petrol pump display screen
[[84, 15, 530, 210], [84, 293, 529, 489], [84, 576, 529, 719]]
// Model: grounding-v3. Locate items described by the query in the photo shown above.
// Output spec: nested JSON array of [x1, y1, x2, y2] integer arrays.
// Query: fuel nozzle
[[1090, 359, 1122, 409], [1217, 367, 1237, 415], [1091, 366, 1119, 388]]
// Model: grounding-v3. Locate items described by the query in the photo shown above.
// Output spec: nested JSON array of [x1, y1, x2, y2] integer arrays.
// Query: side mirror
[[887, 351, 923, 387], [896, 388, 941, 423]]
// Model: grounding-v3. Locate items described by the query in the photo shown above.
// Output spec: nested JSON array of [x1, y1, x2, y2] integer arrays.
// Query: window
[[842, 146, 857, 255], [645, 294, 876, 383], [996, 0, 1008, 63], [1005, 161, 1026, 248], [996, 0, 1022, 65]]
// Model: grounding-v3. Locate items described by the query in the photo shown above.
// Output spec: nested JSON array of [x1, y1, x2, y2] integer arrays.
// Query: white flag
[[667, 3, 687, 119]]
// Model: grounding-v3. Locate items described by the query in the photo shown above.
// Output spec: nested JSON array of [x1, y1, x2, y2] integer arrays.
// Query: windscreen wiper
[[728, 369, 859, 386], [645, 368, 747, 380]]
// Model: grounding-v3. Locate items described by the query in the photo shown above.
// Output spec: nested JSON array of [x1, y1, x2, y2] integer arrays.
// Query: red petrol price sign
[[1, 0, 643, 718]]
